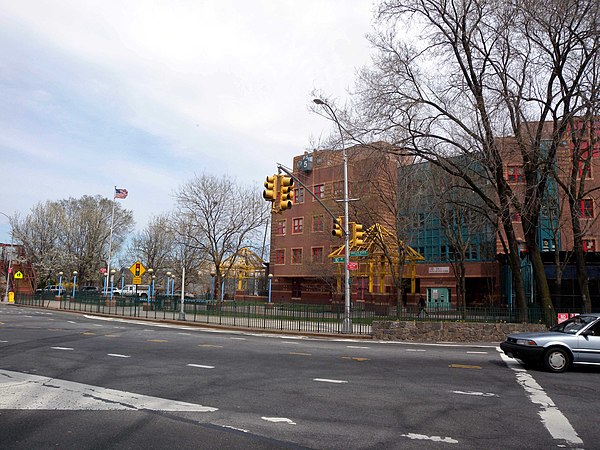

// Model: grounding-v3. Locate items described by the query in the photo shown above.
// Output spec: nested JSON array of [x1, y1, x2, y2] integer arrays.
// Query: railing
[[14, 293, 593, 334]]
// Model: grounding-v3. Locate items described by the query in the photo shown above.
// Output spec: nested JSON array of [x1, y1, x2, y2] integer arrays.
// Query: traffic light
[[352, 223, 365, 245], [279, 175, 294, 211], [332, 218, 343, 238], [263, 175, 277, 202]]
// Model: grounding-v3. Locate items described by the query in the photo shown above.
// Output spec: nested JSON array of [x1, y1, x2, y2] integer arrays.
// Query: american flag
[[114, 188, 128, 199]]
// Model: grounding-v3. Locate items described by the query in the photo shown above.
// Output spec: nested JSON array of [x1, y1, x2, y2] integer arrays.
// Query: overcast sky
[[0, 0, 377, 243]]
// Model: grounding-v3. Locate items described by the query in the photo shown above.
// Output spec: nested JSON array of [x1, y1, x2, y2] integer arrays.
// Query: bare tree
[[341, 0, 599, 322], [12, 196, 134, 287], [173, 174, 270, 300]]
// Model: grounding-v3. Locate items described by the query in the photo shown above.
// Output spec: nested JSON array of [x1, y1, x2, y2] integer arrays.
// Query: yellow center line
[[342, 356, 370, 362], [82, 332, 96, 335], [449, 364, 482, 369]]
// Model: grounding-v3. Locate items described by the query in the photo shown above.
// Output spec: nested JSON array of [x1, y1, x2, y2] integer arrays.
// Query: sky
[[0, 0, 377, 243]]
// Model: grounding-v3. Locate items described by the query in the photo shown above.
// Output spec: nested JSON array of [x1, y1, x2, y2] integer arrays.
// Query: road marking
[[347, 345, 370, 349], [467, 351, 488, 354], [401, 433, 458, 444], [67, 321, 77, 324], [51, 347, 74, 351], [178, 332, 191, 336], [147, 339, 168, 343], [82, 332, 96, 335], [313, 378, 348, 384], [341, 356, 369, 362], [0, 369, 218, 412], [230, 337, 246, 340], [107, 353, 130, 358], [0, 340, 8, 343], [498, 349, 583, 446], [406, 349, 426, 352], [104, 334, 120, 337], [262, 417, 296, 425], [449, 364, 481, 369], [281, 341, 300, 345], [221, 424, 249, 433], [289, 352, 312, 356], [199, 344, 223, 348], [187, 364, 215, 369], [453, 391, 497, 397]]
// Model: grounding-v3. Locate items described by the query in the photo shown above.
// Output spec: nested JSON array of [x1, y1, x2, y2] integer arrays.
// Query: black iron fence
[[13, 292, 591, 334]]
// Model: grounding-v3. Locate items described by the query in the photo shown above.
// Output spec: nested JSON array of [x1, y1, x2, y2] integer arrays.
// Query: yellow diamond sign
[[129, 261, 146, 277]]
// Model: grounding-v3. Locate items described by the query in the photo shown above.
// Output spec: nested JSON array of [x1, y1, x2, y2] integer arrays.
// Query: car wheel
[[544, 348, 570, 373]]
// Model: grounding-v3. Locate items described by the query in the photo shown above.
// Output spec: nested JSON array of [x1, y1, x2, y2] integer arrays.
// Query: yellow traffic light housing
[[352, 223, 365, 245], [332, 218, 343, 238], [263, 175, 277, 202], [279, 175, 294, 211]]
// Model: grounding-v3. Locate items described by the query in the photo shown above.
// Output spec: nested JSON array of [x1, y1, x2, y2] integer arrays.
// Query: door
[[427, 288, 451, 309]]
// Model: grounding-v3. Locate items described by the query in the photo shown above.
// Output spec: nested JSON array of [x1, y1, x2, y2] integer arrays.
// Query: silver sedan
[[500, 313, 600, 372]]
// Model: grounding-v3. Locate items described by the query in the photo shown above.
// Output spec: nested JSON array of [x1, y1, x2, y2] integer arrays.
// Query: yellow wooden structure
[[220, 247, 265, 291], [328, 223, 424, 294]]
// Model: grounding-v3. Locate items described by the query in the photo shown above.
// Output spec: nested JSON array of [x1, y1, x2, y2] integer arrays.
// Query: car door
[[575, 320, 600, 364]]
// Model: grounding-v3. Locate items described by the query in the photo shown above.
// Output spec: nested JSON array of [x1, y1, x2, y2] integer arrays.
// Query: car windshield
[[550, 315, 597, 334]]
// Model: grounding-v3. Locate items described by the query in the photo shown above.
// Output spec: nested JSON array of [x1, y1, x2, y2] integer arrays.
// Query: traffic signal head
[[352, 223, 365, 245], [332, 219, 343, 238], [279, 176, 294, 211], [263, 175, 277, 202]]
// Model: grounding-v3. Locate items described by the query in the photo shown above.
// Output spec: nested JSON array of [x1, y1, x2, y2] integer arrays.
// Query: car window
[[551, 315, 597, 334]]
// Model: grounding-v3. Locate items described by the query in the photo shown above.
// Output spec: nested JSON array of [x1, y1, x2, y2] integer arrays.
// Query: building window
[[313, 184, 325, 200], [292, 217, 304, 234], [274, 249, 285, 265], [507, 165, 525, 183], [311, 247, 324, 264], [583, 239, 596, 252], [333, 180, 343, 197], [291, 248, 303, 264], [294, 187, 305, 204], [580, 199, 594, 218], [312, 215, 324, 232], [275, 220, 286, 236]]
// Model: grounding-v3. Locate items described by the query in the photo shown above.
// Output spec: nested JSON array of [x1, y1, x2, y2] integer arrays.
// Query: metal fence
[[13, 292, 591, 334]]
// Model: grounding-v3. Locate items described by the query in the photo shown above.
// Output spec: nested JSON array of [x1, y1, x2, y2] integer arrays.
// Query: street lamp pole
[[72, 271, 78, 298], [178, 266, 186, 321], [1, 211, 12, 303], [268, 273, 273, 304], [313, 98, 352, 333]]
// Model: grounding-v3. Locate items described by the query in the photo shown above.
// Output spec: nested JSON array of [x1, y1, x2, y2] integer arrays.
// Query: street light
[[268, 274, 273, 304], [58, 271, 63, 297], [166, 271, 171, 296], [1, 211, 12, 303], [178, 267, 186, 321], [210, 270, 216, 301], [110, 269, 116, 300], [147, 268, 153, 304], [72, 271, 78, 298], [313, 98, 352, 333]]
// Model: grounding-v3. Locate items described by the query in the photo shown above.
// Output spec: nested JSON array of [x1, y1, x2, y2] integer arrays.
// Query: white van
[[112, 284, 150, 297]]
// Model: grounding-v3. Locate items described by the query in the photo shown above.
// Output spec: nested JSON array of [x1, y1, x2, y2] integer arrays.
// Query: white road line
[[67, 321, 77, 324], [0, 340, 8, 343], [313, 378, 348, 384], [406, 349, 426, 352], [467, 351, 488, 354], [401, 433, 458, 444], [262, 417, 296, 425], [230, 337, 246, 340], [453, 390, 497, 397], [281, 341, 300, 345], [178, 332, 191, 336], [497, 348, 583, 447], [0, 369, 218, 412], [347, 345, 370, 349], [187, 364, 215, 369], [107, 353, 130, 358], [51, 347, 74, 351]]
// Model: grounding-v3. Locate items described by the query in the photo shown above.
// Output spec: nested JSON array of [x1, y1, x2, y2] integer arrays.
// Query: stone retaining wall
[[372, 321, 547, 343]]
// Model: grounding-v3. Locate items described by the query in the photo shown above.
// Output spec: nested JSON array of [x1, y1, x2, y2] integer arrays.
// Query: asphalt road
[[1, 303, 599, 449]]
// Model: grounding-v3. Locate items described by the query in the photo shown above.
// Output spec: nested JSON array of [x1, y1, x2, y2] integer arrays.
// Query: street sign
[[347, 262, 359, 271], [130, 261, 146, 277], [350, 250, 368, 257], [14, 271, 23, 279], [132, 276, 142, 285], [332, 257, 345, 263]]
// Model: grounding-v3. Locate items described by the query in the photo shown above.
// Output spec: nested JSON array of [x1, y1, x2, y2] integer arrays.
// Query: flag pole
[[105, 186, 116, 295]]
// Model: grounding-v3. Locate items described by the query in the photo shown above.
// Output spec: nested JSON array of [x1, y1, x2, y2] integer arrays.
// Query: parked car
[[36, 285, 64, 295], [500, 313, 600, 372], [173, 291, 195, 299], [80, 286, 99, 293], [112, 284, 149, 297]]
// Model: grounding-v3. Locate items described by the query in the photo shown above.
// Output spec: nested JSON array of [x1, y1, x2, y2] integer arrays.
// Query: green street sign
[[350, 250, 368, 257], [332, 257, 345, 263]]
